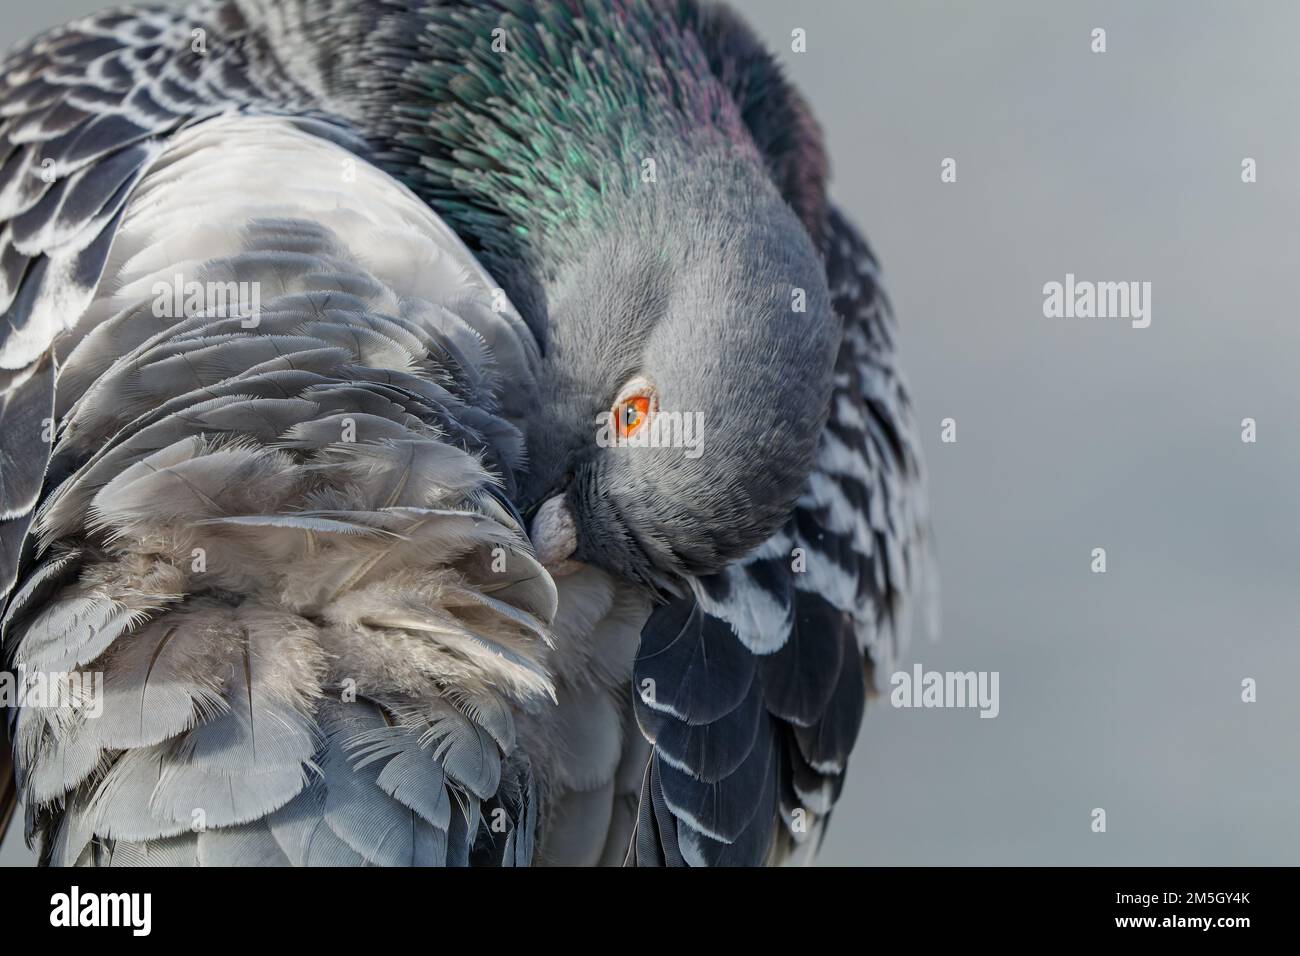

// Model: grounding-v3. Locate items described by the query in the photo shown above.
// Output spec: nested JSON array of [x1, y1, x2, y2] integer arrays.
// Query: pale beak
[[530, 494, 580, 577]]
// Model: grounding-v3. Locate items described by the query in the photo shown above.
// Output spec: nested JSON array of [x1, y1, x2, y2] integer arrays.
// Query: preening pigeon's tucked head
[[518, 153, 839, 588], [374, 0, 841, 589]]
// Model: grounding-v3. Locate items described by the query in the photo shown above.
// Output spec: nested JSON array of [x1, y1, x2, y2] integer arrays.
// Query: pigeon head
[[379, 0, 839, 588], [519, 152, 839, 589]]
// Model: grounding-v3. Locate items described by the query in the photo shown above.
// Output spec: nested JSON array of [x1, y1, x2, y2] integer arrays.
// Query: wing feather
[[3, 91, 546, 864]]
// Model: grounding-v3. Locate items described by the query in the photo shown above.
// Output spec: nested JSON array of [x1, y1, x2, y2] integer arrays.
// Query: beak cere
[[529, 494, 579, 576]]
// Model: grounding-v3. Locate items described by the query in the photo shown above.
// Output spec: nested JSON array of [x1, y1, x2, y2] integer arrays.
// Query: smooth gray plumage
[[0, 0, 933, 866]]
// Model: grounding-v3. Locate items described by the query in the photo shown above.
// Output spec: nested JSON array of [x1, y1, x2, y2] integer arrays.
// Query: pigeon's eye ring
[[615, 395, 651, 438], [611, 378, 657, 440]]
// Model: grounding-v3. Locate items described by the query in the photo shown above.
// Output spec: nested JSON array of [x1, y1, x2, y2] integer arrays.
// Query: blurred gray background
[[2, 0, 1297, 866]]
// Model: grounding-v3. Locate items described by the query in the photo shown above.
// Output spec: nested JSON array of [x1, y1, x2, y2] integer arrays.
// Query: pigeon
[[0, 0, 933, 866]]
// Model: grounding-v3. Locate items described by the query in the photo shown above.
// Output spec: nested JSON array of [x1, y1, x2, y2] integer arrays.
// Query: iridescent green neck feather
[[364, 0, 759, 322]]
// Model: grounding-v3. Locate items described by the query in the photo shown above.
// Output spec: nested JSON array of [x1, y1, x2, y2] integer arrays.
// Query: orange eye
[[614, 395, 651, 438]]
